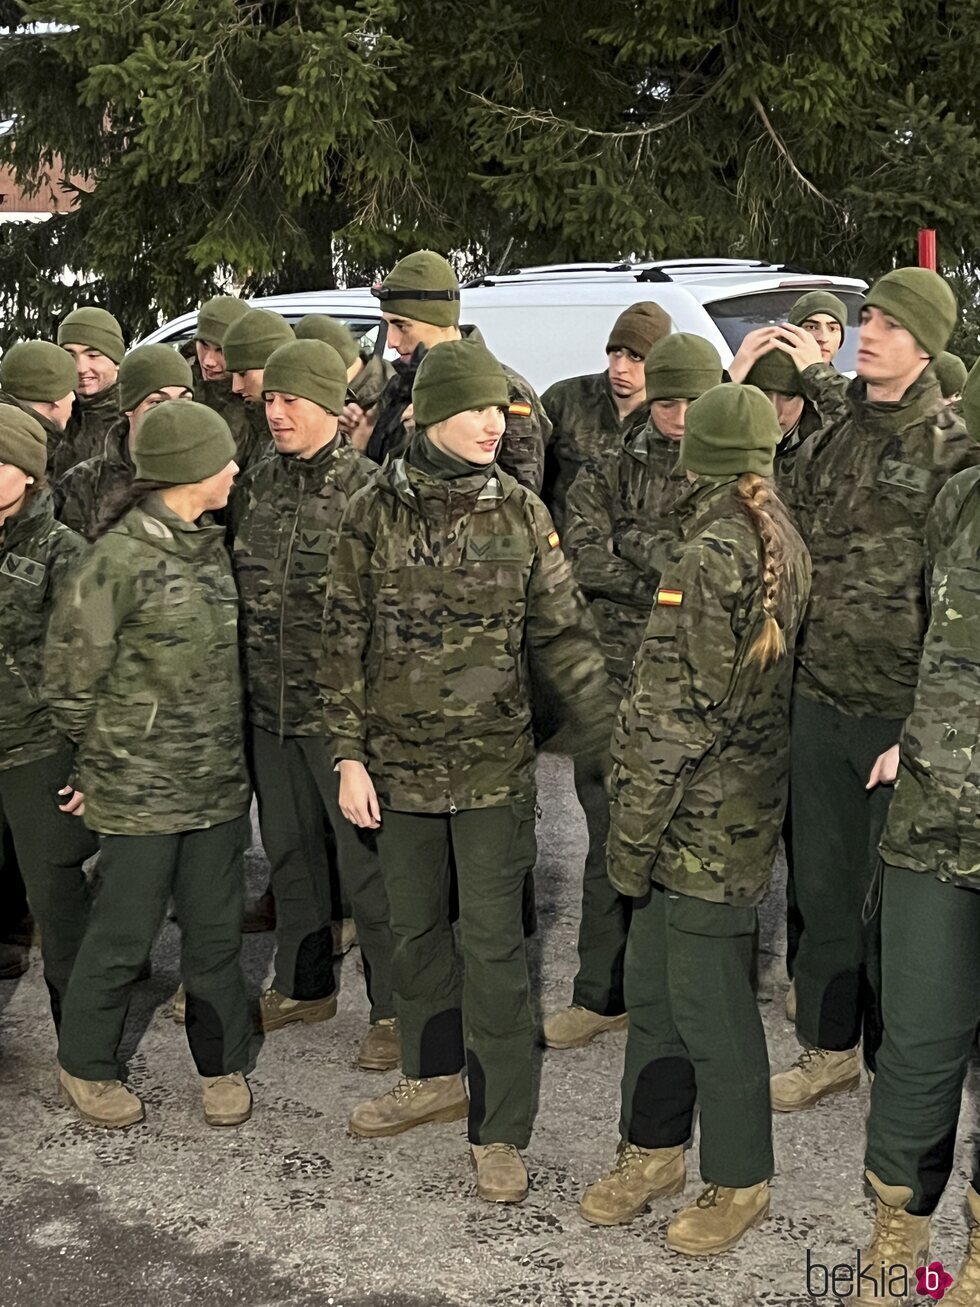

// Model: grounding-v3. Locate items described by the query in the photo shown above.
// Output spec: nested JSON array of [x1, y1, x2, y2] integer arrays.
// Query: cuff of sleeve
[[332, 741, 369, 769]]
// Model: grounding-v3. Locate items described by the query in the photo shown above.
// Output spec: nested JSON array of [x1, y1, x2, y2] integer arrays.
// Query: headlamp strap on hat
[[371, 285, 461, 303]]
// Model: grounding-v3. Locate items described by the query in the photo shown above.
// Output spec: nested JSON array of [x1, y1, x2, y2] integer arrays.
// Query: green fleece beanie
[[58, 307, 125, 364], [412, 339, 509, 428], [196, 296, 250, 346], [0, 405, 47, 479], [263, 340, 348, 415], [0, 340, 78, 402], [606, 301, 672, 358], [934, 350, 968, 398], [680, 384, 779, 479], [222, 308, 294, 373], [745, 347, 805, 397], [119, 345, 194, 413], [294, 315, 359, 368], [373, 251, 461, 328], [864, 268, 957, 359], [644, 333, 723, 400], [962, 358, 980, 441], [788, 291, 848, 334], [132, 400, 236, 484]]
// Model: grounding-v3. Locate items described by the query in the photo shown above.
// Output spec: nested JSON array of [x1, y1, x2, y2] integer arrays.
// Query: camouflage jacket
[[51, 384, 121, 482], [0, 391, 66, 474], [320, 457, 609, 813], [366, 326, 550, 493], [191, 361, 267, 475], [541, 371, 649, 528], [54, 417, 133, 542], [0, 491, 87, 772], [786, 368, 980, 719], [564, 422, 684, 693], [608, 477, 811, 906], [879, 466, 980, 888], [349, 352, 393, 413], [231, 437, 375, 737], [42, 494, 249, 835]]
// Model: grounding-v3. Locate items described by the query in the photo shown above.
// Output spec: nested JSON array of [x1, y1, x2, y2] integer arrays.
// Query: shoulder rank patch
[[657, 587, 683, 606], [547, 529, 560, 549], [508, 401, 532, 418]]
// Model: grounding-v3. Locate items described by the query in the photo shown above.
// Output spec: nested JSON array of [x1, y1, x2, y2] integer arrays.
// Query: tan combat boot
[[202, 1072, 253, 1127], [840, 1171, 930, 1305], [666, 1181, 770, 1256], [168, 983, 186, 1024], [59, 1068, 145, 1128], [348, 1073, 468, 1138], [579, 1142, 686, 1226], [472, 1144, 529, 1203], [258, 987, 337, 1033], [332, 918, 358, 957], [542, 1005, 629, 1050], [770, 1046, 861, 1112], [356, 1018, 400, 1071], [943, 1186, 980, 1307]]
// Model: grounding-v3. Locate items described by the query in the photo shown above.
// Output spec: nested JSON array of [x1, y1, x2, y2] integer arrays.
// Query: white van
[[137, 259, 867, 394]]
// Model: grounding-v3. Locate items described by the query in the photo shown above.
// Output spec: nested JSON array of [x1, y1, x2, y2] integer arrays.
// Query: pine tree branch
[[749, 93, 836, 208]]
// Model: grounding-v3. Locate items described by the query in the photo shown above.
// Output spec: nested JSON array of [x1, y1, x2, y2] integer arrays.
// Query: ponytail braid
[[736, 473, 792, 670]]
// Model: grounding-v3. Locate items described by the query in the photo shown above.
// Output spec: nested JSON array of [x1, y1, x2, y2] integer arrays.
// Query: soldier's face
[[800, 314, 843, 364], [128, 387, 194, 434], [763, 391, 804, 436], [857, 307, 928, 384], [650, 398, 690, 441], [197, 459, 239, 511], [29, 393, 74, 432], [62, 343, 118, 397], [196, 339, 228, 382], [382, 313, 446, 362], [265, 392, 338, 459], [607, 348, 646, 399], [427, 406, 507, 464], [0, 461, 32, 517], [232, 369, 264, 403]]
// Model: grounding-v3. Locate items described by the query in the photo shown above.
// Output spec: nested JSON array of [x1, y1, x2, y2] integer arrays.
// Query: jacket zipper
[[278, 477, 303, 742]]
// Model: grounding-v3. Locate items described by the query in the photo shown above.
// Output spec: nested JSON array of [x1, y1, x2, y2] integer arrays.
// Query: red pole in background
[[918, 228, 937, 270]]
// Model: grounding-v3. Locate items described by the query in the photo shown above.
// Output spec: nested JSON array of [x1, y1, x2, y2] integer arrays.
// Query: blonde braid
[[736, 473, 790, 669]]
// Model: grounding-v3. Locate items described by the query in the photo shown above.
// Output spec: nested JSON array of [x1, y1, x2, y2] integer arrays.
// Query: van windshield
[[706, 290, 864, 372]]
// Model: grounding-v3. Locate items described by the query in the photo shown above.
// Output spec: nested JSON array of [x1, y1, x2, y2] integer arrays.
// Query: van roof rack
[[462, 259, 816, 289]]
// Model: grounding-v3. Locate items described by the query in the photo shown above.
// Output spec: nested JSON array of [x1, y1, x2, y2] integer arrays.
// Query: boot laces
[[696, 1184, 721, 1209], [390, 1076, 425, 1102], [793, 1047, 831, 1072], [479, 1143, 516, 1158], [612, 1143, 648, 1180], [868, 1200, 921, 1267]]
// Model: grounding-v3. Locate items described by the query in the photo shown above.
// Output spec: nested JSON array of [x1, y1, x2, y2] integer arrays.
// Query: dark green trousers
[[58, 815, 251, 1081], [866, 866, 980, 1214], [0, 808, 31, 943], [571, 759, 631, 1015], [377, 803, 537, 1148], [620, 884, 773, 1188], [0, 748, 97, 1026], [250, 727, 394, 1018], [791, 694, 903, 1059]]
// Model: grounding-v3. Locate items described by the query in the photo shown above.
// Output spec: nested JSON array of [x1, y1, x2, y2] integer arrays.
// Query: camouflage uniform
[[785, 366, 980, 1060], [0, 489, 97, 1025], [321, 450, 609, 1145], [610, 475, 810, 1186], [0, 392, 65, 474], [44, 493, 251, 1082], [867, 465, 980, 1214], [231, 437, 394, 1015], [54, 416, 133, 542], [51, 383, 122, 483], [187, 353, 267, 475], [541, 371, 648, 528]]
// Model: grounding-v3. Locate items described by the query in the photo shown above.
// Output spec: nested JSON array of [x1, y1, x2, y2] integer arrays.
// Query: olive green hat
[[0, 404, 47, 480], [607, 301, 672, 358], [195, 295, 250, 346], [412, 339, 509, 428], [788, 290, 848, 333], [0, 340, 78, 402], [294, 315, 359, 368], [644, 333, 723, 400], [373, 251, 461, 328], [962, 358, 980, 441], [119, 345, 194, 413], [263, 340, 348, 416], [745, 347, 805, 398], [934, 350, 968, 398], [133, 400, 236, 485], [58, 307, 125, 364], [680, 384, 779, 479], [222, 308, 294, 374], [864, 268, 957, 359]]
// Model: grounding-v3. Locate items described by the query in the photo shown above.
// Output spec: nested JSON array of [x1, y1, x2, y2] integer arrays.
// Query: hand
[[866, 745, 900, 790], [339, 402, 376, 452], [770, 322, 824, 371], [57, 784, 85, 816], [338, 401, 365, 436], [338, 760, 381, 829], [727, 326, 779, 383], [401, 402, 415, 434]]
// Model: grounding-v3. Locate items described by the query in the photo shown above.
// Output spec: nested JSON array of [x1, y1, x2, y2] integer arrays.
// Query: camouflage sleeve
[[925, 466, 980, 581], [497, 369, 550, 495], [799, 362, 849, 423], [564, 459, 655, 608]]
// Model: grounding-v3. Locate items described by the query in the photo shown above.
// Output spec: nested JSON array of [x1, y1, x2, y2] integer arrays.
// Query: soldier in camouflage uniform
[[54, 307, 126, 481], [0, 340, 78, 474], [0, 406, 97, 1030], [543, 333, 722, 1052], [321, 339, 609, 1204], [580, 384, 810, 1256], [44, 402, 253, 1131], [769, 269, 980, 1114], [294, 314, 393, 451], [366, 251, 550, 493], [188, 294, 253, 458], [222, 307, 294, 474], [934, 349, 967, 402], [229, 338, 397, 1069], [541, 301, 671, 528], [56, 345, 194, 541]]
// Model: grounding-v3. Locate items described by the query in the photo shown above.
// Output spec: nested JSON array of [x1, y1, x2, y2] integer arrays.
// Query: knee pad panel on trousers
[[418, 1007, 465, 1078]]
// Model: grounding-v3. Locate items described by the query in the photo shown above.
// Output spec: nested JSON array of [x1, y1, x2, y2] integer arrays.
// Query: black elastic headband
[[371, 284, 461, 303]]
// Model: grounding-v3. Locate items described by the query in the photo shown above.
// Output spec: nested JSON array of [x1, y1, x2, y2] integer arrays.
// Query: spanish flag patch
[[657, 587, 683, 606], [547, 530, 560, 549], [508, 401, 532, 418]]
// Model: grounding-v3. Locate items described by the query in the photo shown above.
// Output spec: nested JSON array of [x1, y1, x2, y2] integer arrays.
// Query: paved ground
[[0, 755, 975, 1307]]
